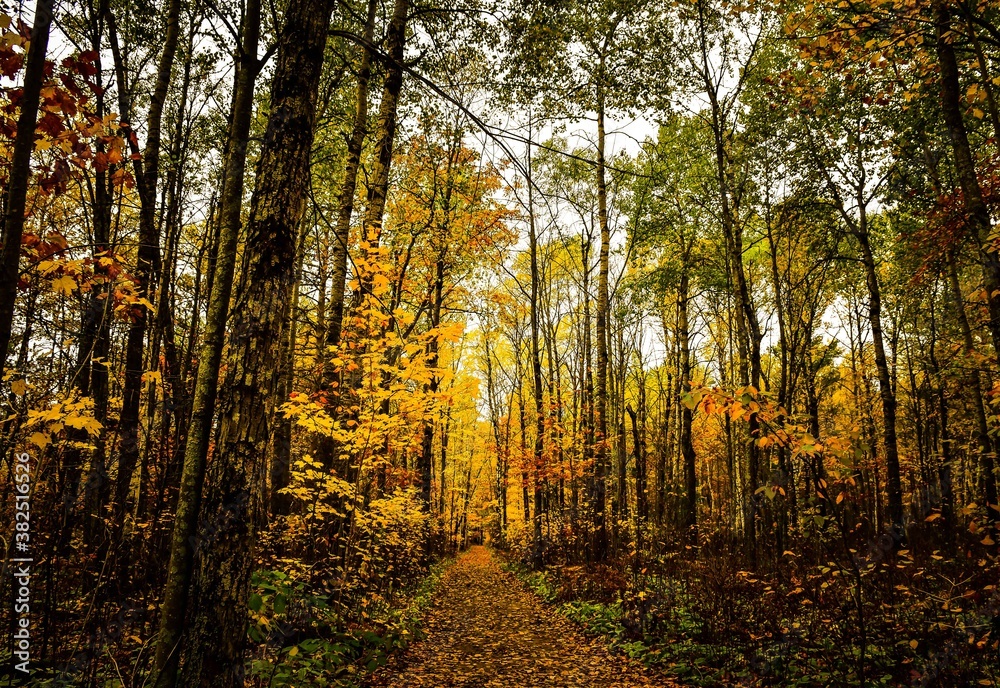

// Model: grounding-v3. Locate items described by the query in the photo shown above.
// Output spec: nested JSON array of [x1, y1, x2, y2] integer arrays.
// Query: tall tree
[[111, 0, 184, 536], [326, 0, 378, 348], [149, 0, 263, 682], [0, 0, 55, 371], [179, 0, 335, 682]]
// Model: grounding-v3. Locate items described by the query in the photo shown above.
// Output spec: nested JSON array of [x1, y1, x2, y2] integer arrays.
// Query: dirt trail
[[371, 545, 674, 688]]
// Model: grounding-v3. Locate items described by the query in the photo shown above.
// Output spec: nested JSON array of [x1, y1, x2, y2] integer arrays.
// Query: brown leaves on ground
[[370, 546, 675, 688]]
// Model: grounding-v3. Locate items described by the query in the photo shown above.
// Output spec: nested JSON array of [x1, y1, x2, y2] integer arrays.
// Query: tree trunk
[[766, 215, 793, 546], [933, 0, 1000, 370], [420, 258, 444, 509], [180, 0, 333, 672], [327, 0, 378, 348], [927, 292, 954, 528], [76, 8, 114, 550], [856, 225, 904, 535], [151, 26, 196, 517], [699, 2, 762, 559], [0, 0, 55, 372], [678, 268, 697, 540], [593, 80, 610, 561], [627, 386, 648, 525], [946, 253, 999, 515], [527, 136, 545, 568], [326, 0, 409, 487], [350, 0, 410, 302], [84, 166, 114, 548], [582, 235, 594, 555], [518, 382, 530, 525], [112, 0, 183, 536], [271, 221, 307, 517], [439, 411, 452, 516], [150, 0, 263, 683]]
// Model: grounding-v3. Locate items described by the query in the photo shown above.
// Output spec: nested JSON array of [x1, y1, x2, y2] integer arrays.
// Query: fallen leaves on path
[[370, 546, 676, 687]]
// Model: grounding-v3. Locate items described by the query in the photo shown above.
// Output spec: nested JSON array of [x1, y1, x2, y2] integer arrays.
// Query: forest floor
[[369, 546, 674, 688]]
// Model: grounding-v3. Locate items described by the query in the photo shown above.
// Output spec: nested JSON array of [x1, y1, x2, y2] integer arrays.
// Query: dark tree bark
[[157, 0, 332, 685], [527, 138, 545, 568], [678, 268, 697, 540], [179, 0, 332, 675], [326, 0, 409, 489], [856, 224, 904, 534], [627, 384, 648, 525], [593, 76, 610, 561], [271, 221, 307, 518], [694, 0, 762, 560], [326, 0, 378, 348], [351, 0, 410, 298], [0, 0, 55, 372], [74, 2, 114, 551], [934, 1, 1000, 372], [149, 0, 263, 683], [149, 20, 197, 517], [484, 332, 508, 541], [419, 258, 444, 509], [946, 253, 999, 515], [926, 291, 954, 528], [112, 0, 183, 536], [656, 371, 672, 526]]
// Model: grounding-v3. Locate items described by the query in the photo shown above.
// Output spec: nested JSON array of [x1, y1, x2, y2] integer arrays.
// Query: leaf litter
[[370, 546, 676, 688]]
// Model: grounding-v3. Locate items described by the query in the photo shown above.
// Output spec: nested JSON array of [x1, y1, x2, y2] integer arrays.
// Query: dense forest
[[0, 0, 999, 685]]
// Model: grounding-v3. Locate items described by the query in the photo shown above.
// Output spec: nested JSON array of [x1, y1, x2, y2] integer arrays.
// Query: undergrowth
[[245, 556, 452, 687], [501, 553, 999, 687]]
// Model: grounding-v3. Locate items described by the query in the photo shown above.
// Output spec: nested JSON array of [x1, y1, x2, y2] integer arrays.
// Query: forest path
[[370, 545, 673, 688]]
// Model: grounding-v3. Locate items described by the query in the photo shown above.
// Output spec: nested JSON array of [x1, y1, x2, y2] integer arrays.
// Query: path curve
[[371, 545, 674, 688]]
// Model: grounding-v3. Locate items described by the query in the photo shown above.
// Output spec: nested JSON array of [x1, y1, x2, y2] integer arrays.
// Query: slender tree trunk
[[179, 0, 332, 673], [148, 0, 261, 683], [678, 268, 697, 540], [581, 236, 594, 556], [484, 334, 507, 542], [766, 216, 793, 546], [271, 222, 307, 517], [527, 136, 545, 568], [330, 0, 409, 494], [84, 168, 114, 548], [327, 0, 378, 347], [627, 385, 648, 525], [419, 259, 444, 509], [0, 0, 55, 372], [946, 252, 999, 514], [151, 27, 196, 516], [593, 81, 610, 561], [546, 323, 563, 512], [698, 19, 762, 560], [76, 6, 113, 549], [351, 0, 410, 301], [518, 381, 530, 525], [934, 0, 1000, 370], [806, 358, 825, 515], [656, 372, 671, 526], [439, 411, 451, 516], [112, 0, 184, 535], [856, 223, 904, 534], [927, 290, 954, 528]]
